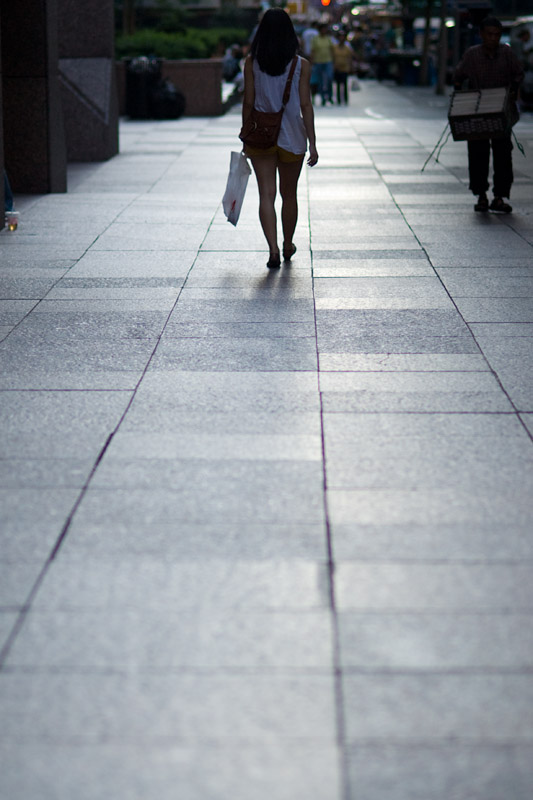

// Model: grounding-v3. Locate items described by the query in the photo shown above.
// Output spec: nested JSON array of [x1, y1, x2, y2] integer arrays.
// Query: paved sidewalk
[[1, 81, 533, 799]]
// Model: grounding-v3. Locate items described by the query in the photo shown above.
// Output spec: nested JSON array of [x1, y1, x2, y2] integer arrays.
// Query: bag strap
[[281, 57, 298, 109]]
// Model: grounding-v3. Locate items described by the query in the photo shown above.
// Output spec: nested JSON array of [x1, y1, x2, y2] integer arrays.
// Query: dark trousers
[[334, 71, 348, 104], [467, 136, 513, 198]]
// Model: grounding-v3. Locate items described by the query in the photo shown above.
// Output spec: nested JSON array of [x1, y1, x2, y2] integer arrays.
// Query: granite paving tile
[[162, 321, 314, 339], [149, 337, 317, 372], [0, 275, 67, 300], [423, 237, 532, 256], [338, 612, 533, 670], [335, 563, 533, 612], [311, 239, 420, 252], [6, 609, 334, 670], [0, 257, 78, 270], [429, 256, 533, 268], [0, 300, 38, 325], [0, 372, 142, 390], [313, 277, 449, 302], [343, 674, 533, 741], [312, 250, 427, 260], [88, 456, 324, 505], [0, 741, 341, 800], [331, 521, 533, 561], [193, 249, 311, 269], [320, 371, 511, 412], [470, 322, 533, 337], [0, 391, 132, 457], [119, 409, 321, 435], [437, 270, 533, 297], [45, 287, 180, 302], [345, 744, 532, 800], [0, 339, 156, 373], [60, 521, 328, 561], [453, 297, 533, 322], [0, 613, 17, 648], [315, 296, 453, 310], [69, 250, 196, 278], [104, 431, 322, 461], [475, 337, 533, 410], [520, 413, 533, 437], [200, 231, 271, 251], [0, 562, 44, 608], [0, 673, 337, 740], [312, 262, 434, 278], [0, 488, 82, 560], [323, 412, 532, 489], [91, 226, 206, 251], [33, 558, 328, 612], [71, 466, 325, 524], [184, 268, 313, 290], [0, 459, 94, 488], [327, 487, 529, 528], [0, 244, 94, 259], [316, 309, 478, 353], [177, 284, 314, 300], [10, 311, 169, 341], [130, 371, 320, 413], [318, 353, 489, 371], [168, 298, 315, 322], [57, 277, 187, 291]]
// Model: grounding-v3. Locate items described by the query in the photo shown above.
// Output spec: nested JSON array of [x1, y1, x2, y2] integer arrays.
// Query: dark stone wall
[[0, 0, 117, 204], [0, 13, 4, 226], [1, 0, 67, 193], [57, 0, 118, 161], [58, 0, 114, 57]]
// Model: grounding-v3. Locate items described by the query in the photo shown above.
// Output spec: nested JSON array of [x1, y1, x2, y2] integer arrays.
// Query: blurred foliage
[[116, 27, 249, 59]]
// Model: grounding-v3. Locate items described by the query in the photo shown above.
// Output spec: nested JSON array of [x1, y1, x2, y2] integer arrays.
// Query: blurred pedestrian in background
[[311, 24, 334, 106], [333, 32, 354, 105]]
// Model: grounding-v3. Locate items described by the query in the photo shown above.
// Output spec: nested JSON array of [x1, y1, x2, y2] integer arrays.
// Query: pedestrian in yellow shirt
[[333, 32, 354, 105], [311, 24, 334, 106]]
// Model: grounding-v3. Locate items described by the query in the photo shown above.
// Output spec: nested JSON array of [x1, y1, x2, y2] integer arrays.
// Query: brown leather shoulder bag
[[239, 57, 298, 150]]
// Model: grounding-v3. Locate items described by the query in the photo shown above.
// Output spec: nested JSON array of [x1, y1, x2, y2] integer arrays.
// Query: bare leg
[[250, 154, 279, 258], [278, 156, 304, 253]]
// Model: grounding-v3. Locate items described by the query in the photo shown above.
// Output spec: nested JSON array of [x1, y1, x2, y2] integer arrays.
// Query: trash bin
[[151, 79, 186, 120], [125, 56, 162, 119]]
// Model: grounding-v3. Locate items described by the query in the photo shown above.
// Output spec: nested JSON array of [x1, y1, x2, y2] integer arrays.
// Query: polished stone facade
[[0, 0, 117, 226], [57, 0, 118, 161]]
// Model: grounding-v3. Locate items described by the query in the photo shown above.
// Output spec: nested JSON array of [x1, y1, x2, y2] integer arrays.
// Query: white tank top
[[252, 56, 307, 155]]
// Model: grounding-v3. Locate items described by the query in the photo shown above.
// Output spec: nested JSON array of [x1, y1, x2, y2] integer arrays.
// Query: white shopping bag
[[222, 151, 251, 226]]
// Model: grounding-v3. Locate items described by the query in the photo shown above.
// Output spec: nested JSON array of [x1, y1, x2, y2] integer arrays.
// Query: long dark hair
[[250, 8, 299, 76]]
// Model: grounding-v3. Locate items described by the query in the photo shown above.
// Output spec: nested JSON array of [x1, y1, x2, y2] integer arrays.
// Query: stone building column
[[57, 0, 119, 161], [1, 0, 67, 193], [0, 13, 4, 224]]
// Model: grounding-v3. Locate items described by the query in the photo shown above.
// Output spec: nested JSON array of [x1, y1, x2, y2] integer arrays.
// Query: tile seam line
[[0, 197, 220, 671], [307, 169, 350, 800], [351, 120, 533, 445]]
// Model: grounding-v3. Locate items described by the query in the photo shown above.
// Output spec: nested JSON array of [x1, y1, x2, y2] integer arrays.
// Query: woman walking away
[[242, 8, 318, 269]]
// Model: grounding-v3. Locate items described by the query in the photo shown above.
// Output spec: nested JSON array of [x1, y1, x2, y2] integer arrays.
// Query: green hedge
[[116, 28, 249, 61]]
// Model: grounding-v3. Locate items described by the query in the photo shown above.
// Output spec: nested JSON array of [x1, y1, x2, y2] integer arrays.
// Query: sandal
[[474, 194, 489, 212], [282, 243, 297, 261], [266, 253, 281, 269], [490, 197, 512, 214]]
